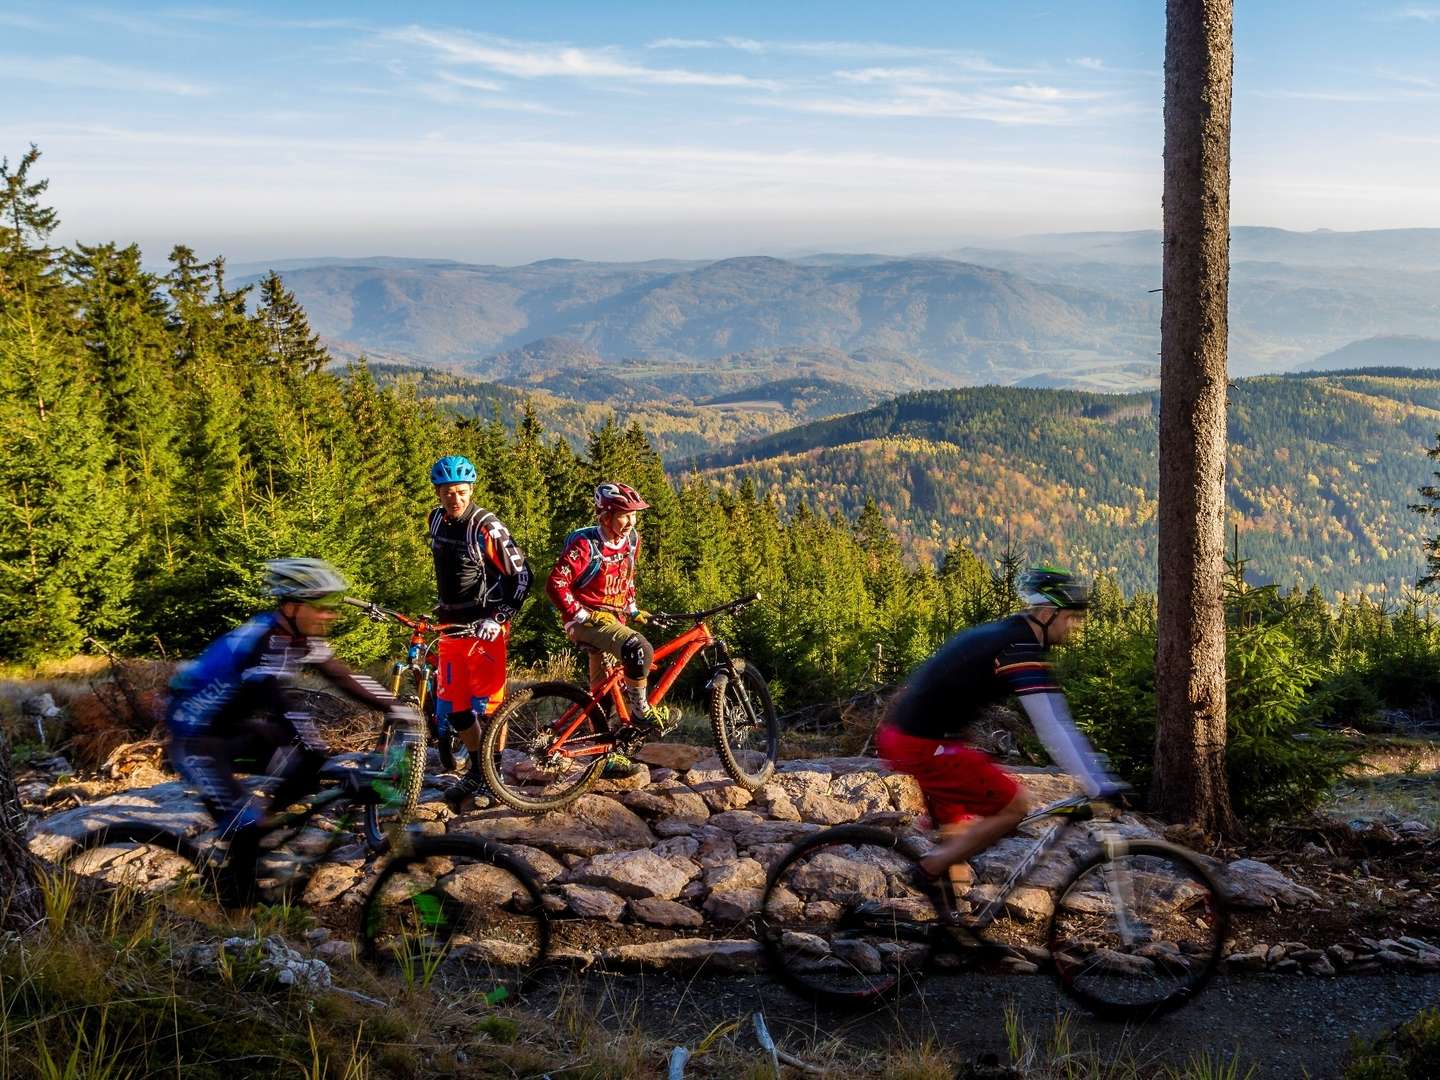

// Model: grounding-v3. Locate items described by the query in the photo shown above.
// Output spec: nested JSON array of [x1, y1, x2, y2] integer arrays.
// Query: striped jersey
[[889, 614, 1058, 740]]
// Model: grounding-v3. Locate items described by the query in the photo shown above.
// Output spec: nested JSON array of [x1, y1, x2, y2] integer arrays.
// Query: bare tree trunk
[[1154, 0, 1240, 835], [0, 725, 44, 932]]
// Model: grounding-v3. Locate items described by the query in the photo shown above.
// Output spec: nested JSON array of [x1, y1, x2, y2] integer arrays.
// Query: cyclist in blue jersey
[[166, 558, 415, 858]]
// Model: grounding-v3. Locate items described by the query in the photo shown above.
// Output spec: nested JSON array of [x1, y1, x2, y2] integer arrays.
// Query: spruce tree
[[0, 145, 60, 311], [0, 297, 133, 659], [256, 270, 329, 375]]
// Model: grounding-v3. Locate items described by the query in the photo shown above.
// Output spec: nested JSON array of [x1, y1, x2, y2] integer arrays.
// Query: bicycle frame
[[965, 795, 1098, 933], [549, 619, 718, 759]]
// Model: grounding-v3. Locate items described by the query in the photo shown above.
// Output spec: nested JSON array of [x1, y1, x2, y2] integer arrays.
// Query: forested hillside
[[0, 150, 1006, 703], [689, 375, 1440, 596], [6, 147, 1440, 710]]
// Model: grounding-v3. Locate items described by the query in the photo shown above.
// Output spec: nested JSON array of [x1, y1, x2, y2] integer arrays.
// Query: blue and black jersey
[[166, 610, 395, 742]]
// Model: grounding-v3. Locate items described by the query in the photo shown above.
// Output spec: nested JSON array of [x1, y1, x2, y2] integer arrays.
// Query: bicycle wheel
[[64, 823, 225, 915], [708, 659, 779, 790], [364, 704, 429, 850], [760, 825, 941, 1007], [361, 836, 549, 1000], [1048, 840, 1227, 1020], [480, 682, 608, 813]]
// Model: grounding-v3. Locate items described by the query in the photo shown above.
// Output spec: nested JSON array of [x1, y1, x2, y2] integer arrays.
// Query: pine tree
[[0, 297, 133, 659], [0, 145, 61, 311], [256, 270, 329, 375]]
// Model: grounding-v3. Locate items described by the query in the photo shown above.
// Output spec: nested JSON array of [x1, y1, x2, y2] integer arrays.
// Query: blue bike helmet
[[430, 455, 477, 485]]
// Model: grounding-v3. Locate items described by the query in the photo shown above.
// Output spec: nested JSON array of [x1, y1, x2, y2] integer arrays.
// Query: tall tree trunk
[[0, 724, 44, 931], [1154, 0, 1240, 835]]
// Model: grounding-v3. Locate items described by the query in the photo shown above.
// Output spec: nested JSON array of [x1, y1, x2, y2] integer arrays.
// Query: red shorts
[[436, 634, 508, 719], [876, 725, 1020, 826]]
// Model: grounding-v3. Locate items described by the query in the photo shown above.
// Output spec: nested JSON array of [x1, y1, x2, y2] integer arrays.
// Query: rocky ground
[[22, 734, 1440, 984]]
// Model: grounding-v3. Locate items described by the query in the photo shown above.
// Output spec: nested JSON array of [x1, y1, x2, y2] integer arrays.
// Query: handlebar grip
[[341, 596, 370, 609]]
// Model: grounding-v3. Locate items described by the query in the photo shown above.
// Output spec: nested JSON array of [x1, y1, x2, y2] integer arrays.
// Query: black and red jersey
[[428, 504, 530, 624]]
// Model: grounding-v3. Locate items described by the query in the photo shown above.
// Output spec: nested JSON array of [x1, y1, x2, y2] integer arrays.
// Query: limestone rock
[[562, 849, 696, 900], [703, 857, 766, 893], [605, 938, 763, 972], [637, 743, 706, 771], [1221, 859, 1322, 909], [504, 844, 566, 883], [28, 780, 212, 862], [796, 791, 862, 825], [628, 897, 704, 928], [704, 888, 763, 923], [561, 883, 626, 920], [685, 767, 754, 812], [454, 794, 654, 856]]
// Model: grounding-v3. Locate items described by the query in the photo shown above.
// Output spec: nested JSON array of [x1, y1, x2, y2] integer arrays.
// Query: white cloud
[[387, 27, 781, 89], [1395, 6, 1440, 21], [835, 67, 957, 84], [0, 54, 212, 96], [436, 71, 504, 93], [1072, 57, 1106, 71], [754, 88, 1070, 124]]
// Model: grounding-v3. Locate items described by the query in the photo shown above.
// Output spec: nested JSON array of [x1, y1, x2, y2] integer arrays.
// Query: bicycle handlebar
[[341, 596, 468, 634], [651, 591, 761, 625]]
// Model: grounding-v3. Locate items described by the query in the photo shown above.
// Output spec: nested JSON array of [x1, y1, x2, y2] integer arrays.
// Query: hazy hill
[[1300, 335, 1440, 372], [245, 227, 1440, 390], [685, 370, 1440, 597], [248, 255, 1156, 380]]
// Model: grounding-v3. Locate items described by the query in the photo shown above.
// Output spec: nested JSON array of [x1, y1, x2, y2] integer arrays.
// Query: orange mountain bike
[[480, 593, 780, 812]]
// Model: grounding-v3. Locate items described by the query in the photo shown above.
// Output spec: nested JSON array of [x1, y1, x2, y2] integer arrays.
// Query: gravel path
[[544, 970, 1440, 1079]]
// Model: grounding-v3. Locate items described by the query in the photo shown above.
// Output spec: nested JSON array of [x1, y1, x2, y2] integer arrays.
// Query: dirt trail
[[542, 970, 1440, 1079]]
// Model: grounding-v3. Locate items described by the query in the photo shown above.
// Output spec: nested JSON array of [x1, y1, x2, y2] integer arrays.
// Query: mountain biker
[[427, 455, 532, 810], [546, 481, 670, 778], [878, 566, 1122, 892], [165, 558, 416, 865]]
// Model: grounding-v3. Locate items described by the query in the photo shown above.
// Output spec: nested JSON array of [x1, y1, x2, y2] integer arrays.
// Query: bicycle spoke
[[483, 683, 608, 811], [1049, 845, 1225, 1018], [762, 830, 939, 1005], [362, 838, 548, 999]]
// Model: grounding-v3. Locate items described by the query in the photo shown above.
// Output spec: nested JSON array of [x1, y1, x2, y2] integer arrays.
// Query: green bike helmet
[[1018, 566, 1091, 610]]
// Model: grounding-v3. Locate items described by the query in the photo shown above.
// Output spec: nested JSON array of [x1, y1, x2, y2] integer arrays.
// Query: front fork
[[704, 641, 759, 727], [1099, 836, 1141, 943]]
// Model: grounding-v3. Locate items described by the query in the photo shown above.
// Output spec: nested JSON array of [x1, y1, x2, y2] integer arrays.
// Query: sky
[[4, 1, 1440, 264]]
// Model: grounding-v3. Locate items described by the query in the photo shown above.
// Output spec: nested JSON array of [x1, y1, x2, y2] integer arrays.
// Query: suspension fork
[[1099, 835, 1141, 942], [705, 641, 759, 725]]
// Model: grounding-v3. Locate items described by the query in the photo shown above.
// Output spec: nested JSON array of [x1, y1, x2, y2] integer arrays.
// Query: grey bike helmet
[[264, 557, 349, 602], [1017, 566, 1091, 610]]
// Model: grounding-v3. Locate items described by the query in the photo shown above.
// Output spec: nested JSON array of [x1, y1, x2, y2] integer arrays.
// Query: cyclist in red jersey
[[547, 482, 671, 777], [879, 567, 1121, 892]]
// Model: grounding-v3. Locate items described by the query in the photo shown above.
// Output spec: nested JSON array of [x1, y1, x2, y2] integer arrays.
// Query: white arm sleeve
[[1018, 692, 1111, 798]]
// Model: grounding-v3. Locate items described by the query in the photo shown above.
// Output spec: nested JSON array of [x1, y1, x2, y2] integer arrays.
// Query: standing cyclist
[[547, 482, 670, 778], [166, 558, 416, 873], [428, 455, 531, 810], [878, 567, 1122, 891]]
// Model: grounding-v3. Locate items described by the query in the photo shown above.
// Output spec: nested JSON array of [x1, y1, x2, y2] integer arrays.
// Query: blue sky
[[4, 2, 1440, 263]]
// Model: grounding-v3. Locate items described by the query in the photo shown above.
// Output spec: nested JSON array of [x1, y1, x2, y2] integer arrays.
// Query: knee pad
[[450, 709, 477, 734], [620, 634, 654, 680]]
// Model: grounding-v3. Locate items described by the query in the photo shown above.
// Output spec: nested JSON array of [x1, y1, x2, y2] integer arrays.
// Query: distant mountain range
[[1298, 335, 1440, 372], [241, 227, 1440, 395], [681, 370, 1440, 597]]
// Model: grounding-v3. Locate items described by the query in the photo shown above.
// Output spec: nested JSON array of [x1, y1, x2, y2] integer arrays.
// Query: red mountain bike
[[480, 593, 780, 812], [344, 598, 498, 840]]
